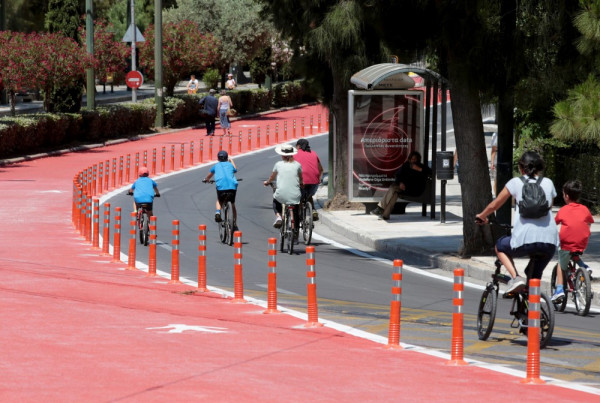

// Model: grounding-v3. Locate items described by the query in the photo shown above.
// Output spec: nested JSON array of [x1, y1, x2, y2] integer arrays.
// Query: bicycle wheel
[[302, 203, 313, 245], [539, 292, 555, 348], [218, 207, 227, 243], [285, 209, 294, 255], [476, 285, 497, 341], [550, 264, 567, 312], [279, 211, 286, 253], [573, 268, 592, 316], [225, 202, 234, 246], [142, 213, 150, 246], [137, 211, 145, 245]]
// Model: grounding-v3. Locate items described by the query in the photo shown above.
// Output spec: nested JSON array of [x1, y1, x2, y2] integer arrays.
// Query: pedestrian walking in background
[[226, 73, 236, 90], [199, 89, 218, 136], [217, 90, 233, 136], [187, 75, 199, 94]]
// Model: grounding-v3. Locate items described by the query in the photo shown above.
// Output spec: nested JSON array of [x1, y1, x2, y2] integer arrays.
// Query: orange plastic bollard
[[228, 135, 232, 155], [91, 165, 97, 196], [197, 225, 208, 292], [257, 127, 261, 148], [209, 137, 214, 160], [190, 141, 194, 166], [293, 119, 297, 138], [118, 156, 123, 186], [301, 117, 305, 137], [310, 115, 314, 135], [168, 220, 182, 284], [521, 278, 545, 384], [161, 147, 166, 173], [74, 184, 82, 231], [238, 131, 243, 154], [127, 211, 137, 270], [170, 145, 175, 171], [284, 121, 288, 141], [318, 114, 322, 131], [143, 150, 148, 167], [111, 157, 117, 188], [219, 136, 223, 152], [199, 139, 204, 163], [86, 195, 92, 242], [92, 198, 100, 249], [304, 246, 323, 327], [446, 268, 468, 365], [386, 259, 403, 349], [97, 163, 103, 195], [80, 191, 87, 237], [264, 238, 280, 314], [266, 125, 270, 145], [112, 207, 122, 263], [152, 148, 157, 175], [275, 123, 279, 144], [248, 128, 252, 150], [147, 216, 157, 277], [135, 153, 140, 178], [231, 231, 247, 303], [126, 154, 131, 183], [180, 143, 185, 169], [102, 203, 111, 255]]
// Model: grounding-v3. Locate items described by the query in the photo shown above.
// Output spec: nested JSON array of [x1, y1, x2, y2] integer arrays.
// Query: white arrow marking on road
[[147, 324, 228, 334]]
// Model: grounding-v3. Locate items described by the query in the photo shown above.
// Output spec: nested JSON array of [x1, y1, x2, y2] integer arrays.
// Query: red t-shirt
[[294, 149, 321, 185], [555, 202, 594, 251]]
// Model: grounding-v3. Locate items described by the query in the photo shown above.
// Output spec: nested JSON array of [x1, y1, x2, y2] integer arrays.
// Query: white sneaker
[[273, 217, 282, 228], [505, 276, 526, 295], [551, 289, 565, 303]]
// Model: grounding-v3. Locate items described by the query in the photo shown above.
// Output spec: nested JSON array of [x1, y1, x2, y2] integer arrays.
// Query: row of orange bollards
[[387, 262, 544, 384]]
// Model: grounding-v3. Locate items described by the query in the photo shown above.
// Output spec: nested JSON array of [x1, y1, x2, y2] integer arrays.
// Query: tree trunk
[[447, 62, 494, 256], [330, 67, 349, 197]]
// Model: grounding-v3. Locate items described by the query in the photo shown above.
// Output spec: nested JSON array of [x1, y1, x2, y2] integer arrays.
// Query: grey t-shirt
[[273, 160, 302, 205], [506, 175, 559, 248]]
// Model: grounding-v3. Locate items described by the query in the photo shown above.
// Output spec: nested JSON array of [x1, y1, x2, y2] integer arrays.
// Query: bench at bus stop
[[365, 178, 433, 217]]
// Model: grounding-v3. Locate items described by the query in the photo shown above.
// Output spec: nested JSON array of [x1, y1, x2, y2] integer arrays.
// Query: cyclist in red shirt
[[552, 180, 594, 302], [294, 139, 323, 220]]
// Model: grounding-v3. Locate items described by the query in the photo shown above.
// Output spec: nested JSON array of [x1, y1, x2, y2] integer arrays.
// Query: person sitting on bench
[[370, 151, 432, 220]]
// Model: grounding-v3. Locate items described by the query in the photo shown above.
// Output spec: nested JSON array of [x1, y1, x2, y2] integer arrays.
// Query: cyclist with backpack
[[203, 150, 239, 229], [476, 151, 558, 294]]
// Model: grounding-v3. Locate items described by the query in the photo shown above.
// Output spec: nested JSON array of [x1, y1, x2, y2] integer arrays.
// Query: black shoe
[[215, 213, 222, 222], [370, 207, 383, 216]]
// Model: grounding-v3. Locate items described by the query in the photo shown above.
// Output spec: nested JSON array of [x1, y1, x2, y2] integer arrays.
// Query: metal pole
[[440, 83, 448, 223], [154, 0, 164, 127], [130, 0, 137, 103], [85, 0, 95, 110]]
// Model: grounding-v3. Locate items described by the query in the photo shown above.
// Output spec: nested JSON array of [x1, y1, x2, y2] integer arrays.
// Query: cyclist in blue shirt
[[127, 166, 160, 216], [203, 150, 239, 228]]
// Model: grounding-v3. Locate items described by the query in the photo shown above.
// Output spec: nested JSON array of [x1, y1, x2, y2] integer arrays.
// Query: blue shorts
[[495, 236, 556, 279]]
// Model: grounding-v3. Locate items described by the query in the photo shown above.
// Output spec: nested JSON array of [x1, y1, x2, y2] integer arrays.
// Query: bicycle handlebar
[[202, 178, 243, 184]]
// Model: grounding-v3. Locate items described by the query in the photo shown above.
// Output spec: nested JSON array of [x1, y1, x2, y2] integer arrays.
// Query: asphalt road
[[107, 134, 600, 388]]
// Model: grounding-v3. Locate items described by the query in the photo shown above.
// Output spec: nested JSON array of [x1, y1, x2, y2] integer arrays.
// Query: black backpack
[[518, 176, 550, 219]]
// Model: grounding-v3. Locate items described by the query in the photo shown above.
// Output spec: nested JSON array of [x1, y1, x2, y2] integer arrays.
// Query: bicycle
[[127, 193, 159, 247], [203, 180, 239, 246], [475, 221, 555, 348], [298, 192, 314, 245], [550, 252, 593, 316], [266, 182, 297, 254]]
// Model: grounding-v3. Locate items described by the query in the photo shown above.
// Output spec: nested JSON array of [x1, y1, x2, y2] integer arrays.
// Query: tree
[[163, 0, 274, 81], [138, 20, 219, 95], [79, 20, 130, 86], [45, 0, 84, 113], [0, 32, 39, 115]]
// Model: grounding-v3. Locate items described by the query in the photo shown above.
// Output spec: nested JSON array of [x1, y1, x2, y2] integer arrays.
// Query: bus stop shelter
[[348, 63, 451, 222]]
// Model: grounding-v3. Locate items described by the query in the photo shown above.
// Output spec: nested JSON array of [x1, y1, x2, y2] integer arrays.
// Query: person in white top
[[187, 75, 199, 94], [226, 73, 236, 90], [476, 151, 558, 294], [217, 90, 233, 136]]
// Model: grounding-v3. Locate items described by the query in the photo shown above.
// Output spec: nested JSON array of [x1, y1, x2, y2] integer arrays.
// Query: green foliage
[[106, 0, 154, 39], [45, 0, 81, 41], [550, 75, 600, 146], [202, 68, 220, 91], [272, 81, 304, 107]]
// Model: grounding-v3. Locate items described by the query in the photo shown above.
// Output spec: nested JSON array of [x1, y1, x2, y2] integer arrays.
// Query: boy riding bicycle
[[203, 150, 239, 229], [552, 180, 594, 302], [127, 166, 160, 216]]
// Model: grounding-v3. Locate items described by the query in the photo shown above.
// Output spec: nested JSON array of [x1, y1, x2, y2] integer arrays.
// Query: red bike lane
[[0, 104, 596, 401]]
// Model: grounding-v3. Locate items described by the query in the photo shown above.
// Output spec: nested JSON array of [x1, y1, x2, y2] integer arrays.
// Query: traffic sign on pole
[[125, 71, 143, 89]]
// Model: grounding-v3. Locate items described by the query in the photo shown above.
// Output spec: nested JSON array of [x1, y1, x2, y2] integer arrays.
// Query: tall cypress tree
[[45, 0, 84, 113]]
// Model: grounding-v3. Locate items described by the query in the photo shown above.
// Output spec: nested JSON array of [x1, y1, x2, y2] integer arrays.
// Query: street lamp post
[[130, 0, 137, 102], [154, 0, 163, 127], [86, 0, 95, 110]]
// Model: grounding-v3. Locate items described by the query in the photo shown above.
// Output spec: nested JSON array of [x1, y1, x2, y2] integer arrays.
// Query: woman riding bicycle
[[203, 150, 239, 230], [294, 139, 323, 221], [476, 151, 558, 295], [127, 166, 160, 216], [264, 144, 303, 231]]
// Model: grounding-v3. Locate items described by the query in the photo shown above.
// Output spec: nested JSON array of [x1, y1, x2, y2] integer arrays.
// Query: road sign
[[125, 71, 143, 89], [122, 25, 145, 42]]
